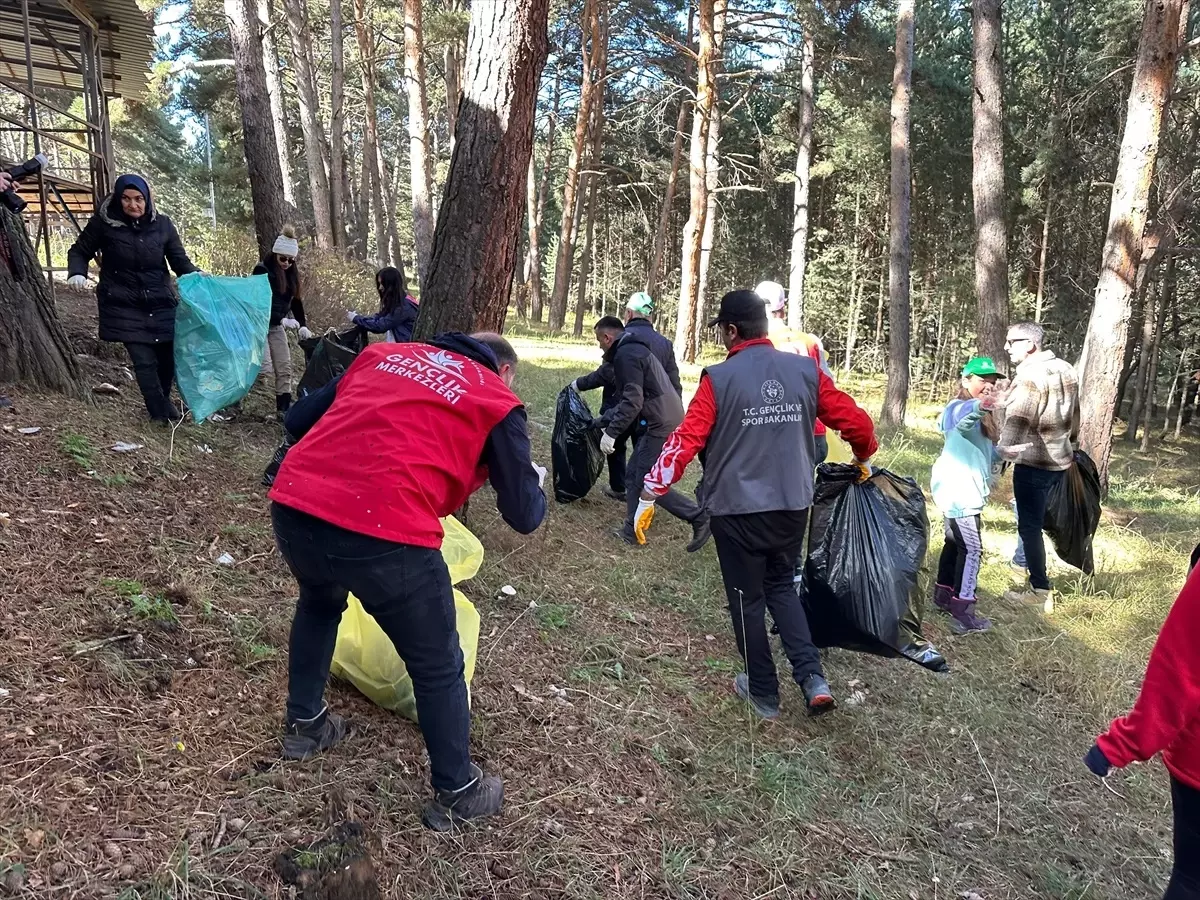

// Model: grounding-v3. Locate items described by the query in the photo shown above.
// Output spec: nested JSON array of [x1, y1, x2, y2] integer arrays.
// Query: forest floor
[[2, 302, 1199, 900]]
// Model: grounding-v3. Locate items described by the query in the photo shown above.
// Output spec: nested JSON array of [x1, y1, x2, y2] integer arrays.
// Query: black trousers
[[271, 503, 472, 793], [607, 426, 633, 493], [1166, 776, 1200, 899], [622, 432, 701, 541], [124, 341, 176, 420], [711, 510, 821, 700]]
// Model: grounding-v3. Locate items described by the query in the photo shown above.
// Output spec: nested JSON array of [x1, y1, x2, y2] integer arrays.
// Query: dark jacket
[[624, 317, 682, 397], [285, 332, 546, 536], [252, 257, 306, 328], [576, 361, 618, 413], [602, 329, 685, 439], [67, 174, 196, 344], [353, 296, 419, 342]]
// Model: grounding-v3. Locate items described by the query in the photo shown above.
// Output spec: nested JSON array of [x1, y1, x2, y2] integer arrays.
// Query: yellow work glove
[[852, 457, 873, 484], [634, 497, 657, 545]]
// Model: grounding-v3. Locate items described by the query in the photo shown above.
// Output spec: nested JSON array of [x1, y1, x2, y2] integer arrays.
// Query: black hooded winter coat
[[67, 174, 197, 344]]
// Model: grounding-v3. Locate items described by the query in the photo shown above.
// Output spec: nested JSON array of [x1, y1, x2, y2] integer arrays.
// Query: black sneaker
[[421, 764, 504, 832], [733, 673, 780, 720], [686, 514, 711, 553], [601, 486, 626, 502], [282, 709, 348, 760], [800, 674, 836, 716], [611, 528, 638, 546], [276, 392, 293, 413]]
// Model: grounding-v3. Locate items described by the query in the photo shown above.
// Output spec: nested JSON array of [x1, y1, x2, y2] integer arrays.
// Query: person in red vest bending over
[[755, 281, 835, 463], [268, 332, 547, 831]]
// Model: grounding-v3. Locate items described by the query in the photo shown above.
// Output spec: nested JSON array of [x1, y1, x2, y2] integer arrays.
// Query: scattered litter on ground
[[17, 427, 41, 435], [196, 444, 213, 454], [93, 383, 121, 395], [110, 441, 143, 453], [500, 584, 517, 596], [216, 552, 236, 566], [0, 687, 10, 699]]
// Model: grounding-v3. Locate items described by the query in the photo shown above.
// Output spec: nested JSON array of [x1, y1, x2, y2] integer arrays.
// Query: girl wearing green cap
[[929, 356, 1014, 633]]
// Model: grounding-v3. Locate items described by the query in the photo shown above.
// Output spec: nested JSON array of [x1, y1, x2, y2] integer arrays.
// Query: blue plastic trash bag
[[174, 273, 272, 422]]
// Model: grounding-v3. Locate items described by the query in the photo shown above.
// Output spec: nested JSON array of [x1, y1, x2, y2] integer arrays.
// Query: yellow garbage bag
[[825, 430, 853, 464], [329, 515, 483, 721]]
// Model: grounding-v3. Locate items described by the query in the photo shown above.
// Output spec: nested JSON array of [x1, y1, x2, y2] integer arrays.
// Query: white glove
[[67, 274, 88, 288], [571, 379, 582, 391], [600, 432, 616, 455], [852, 457, 874, 484], [532, 462, 547, 489], [280, 317, 300, 330], [297, 326, 313, 341], [345, 310, 359, 324]]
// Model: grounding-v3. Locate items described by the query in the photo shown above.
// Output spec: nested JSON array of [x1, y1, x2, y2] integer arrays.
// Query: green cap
[[626, 291, 655, 315], [962, 356, 1000, 378]]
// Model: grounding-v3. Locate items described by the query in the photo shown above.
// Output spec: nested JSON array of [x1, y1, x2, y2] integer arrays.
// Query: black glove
[[1084, 744, 1111, 778]]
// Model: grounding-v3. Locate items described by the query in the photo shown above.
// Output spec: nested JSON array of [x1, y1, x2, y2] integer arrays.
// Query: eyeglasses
[[1004, 337, 1031, 348], [276, 255, 295, 266]]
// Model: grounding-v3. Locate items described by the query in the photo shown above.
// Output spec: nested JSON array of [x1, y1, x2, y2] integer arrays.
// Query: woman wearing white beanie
[[252, 225, 309, 412]]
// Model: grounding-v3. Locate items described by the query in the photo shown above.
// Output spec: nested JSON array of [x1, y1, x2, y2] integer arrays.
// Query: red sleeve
[[644, 374, 717, 497], [1098, 568, 1200, 768], [815, 369, 878, 460]]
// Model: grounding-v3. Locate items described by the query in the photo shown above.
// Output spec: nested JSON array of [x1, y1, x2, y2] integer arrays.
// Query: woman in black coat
[[348, 265, 418, 342], [67, 174, 197, 422], [252, 226, 309, 412]]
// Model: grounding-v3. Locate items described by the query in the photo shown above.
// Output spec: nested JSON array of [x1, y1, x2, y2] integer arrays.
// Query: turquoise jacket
[[931, 398, 1001, 519]]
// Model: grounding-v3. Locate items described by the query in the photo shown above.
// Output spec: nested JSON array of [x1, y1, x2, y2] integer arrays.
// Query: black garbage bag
[[802, 463, 948, 673], [297, 327, 368, 398], [1043, 449, 1102, 575], [260, 431, 296, 487], [551, 386, 604, 503]]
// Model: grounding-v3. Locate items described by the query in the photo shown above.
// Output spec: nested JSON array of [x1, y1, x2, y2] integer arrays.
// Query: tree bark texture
[[405, 0, 436, 284], [0, 210, 85, 396], [881, 0, 914, 429], [414, 0, 550, 338], [353, 0, 388, 264], [525, 64, 560, 324], [787, 24, 815, 330], [225, 0, 288, 258], [1077, 0, 1185, 490], [972, 0, 1009, 368], [573, 18, 608, 339], [675, 0, 721, 364], [281, 0, 334, 249], [1140, 253, 1174, 451], [329, 0, 347, 249], [645, 4, 693, 301], [693, 1, 727, 354], [257, 0, 295, 207], [548, 0, 599, 333]]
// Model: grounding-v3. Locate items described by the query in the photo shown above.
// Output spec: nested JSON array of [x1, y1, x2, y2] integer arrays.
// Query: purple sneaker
[[949, 596, 992, 634], [933, 583, 954, 615]]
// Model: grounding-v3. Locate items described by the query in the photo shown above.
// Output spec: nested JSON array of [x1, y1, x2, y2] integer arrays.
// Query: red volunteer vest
[[269, 342, 521, 548]]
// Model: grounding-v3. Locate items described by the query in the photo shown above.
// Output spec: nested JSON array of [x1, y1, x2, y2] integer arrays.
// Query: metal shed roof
[[0, 0, 154, 100]]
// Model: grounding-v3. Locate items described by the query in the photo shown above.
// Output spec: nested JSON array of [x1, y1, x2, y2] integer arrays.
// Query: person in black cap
[[635, 290, 877, 717], [591, 317, 709, 550]]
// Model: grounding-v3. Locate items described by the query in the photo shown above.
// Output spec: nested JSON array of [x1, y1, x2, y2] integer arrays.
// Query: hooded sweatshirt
[[66, 174, 196, 344], [931, 398, 1001, 518]]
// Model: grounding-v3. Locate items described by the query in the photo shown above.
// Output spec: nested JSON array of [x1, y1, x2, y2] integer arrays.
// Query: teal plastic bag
[[174, 273, 272, 422]]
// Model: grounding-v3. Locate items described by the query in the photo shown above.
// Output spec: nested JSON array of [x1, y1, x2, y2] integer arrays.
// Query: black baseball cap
[[707, 290, 769, 327]]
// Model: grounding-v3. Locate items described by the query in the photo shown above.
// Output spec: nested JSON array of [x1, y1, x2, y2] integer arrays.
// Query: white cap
[[272, 233, 300, 258], [755, 281, 786, 313]]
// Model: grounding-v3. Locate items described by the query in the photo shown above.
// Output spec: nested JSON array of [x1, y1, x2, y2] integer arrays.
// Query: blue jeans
[[271, 502, 472, 792], [1012, 465, 1065, 591], [1011, 498, 1027, 568]]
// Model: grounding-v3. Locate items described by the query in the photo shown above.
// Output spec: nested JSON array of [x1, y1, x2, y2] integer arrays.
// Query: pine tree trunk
[[1034, 187, 1052, 322], [548, 0, 598, 333], [443, 0, 466, 158], [329, 0, 347, 249], [527, 63, 561, 324], [787, 24, 815, 330], [258, 0, 295, 207], [413, 0, 550, 338], [694, 4, 726, 354], [352, 135, 369, 259], [281, 0, 334, 249], [225, 0, 288, 257], [1125, 281, 1158, 442], [675, 0, 721, 364], [1140, 253, 1174, 451], [353, 0, 386, 264], [1077, 0, 1186, 490], [375, 141, 401, 267], [645, 4, 693, 301], [881, 0, 914, 430], [844, 185, 863, 372], [0, 210, 85, 396], [573, 25, 607, 340], [972, 0, 1009, 367], [404, 0, 435, 284]]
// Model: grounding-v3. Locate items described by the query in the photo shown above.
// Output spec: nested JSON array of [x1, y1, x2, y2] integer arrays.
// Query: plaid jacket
[[998, 350, 1079, 471]]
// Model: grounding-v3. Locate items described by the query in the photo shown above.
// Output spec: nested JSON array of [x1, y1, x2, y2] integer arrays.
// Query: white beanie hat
[[755, 281, 786, 313], [272, 224, 299, 258]]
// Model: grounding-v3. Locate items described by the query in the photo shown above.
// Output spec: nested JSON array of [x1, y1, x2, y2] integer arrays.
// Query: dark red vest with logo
[[269, 342, 521, 548]]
